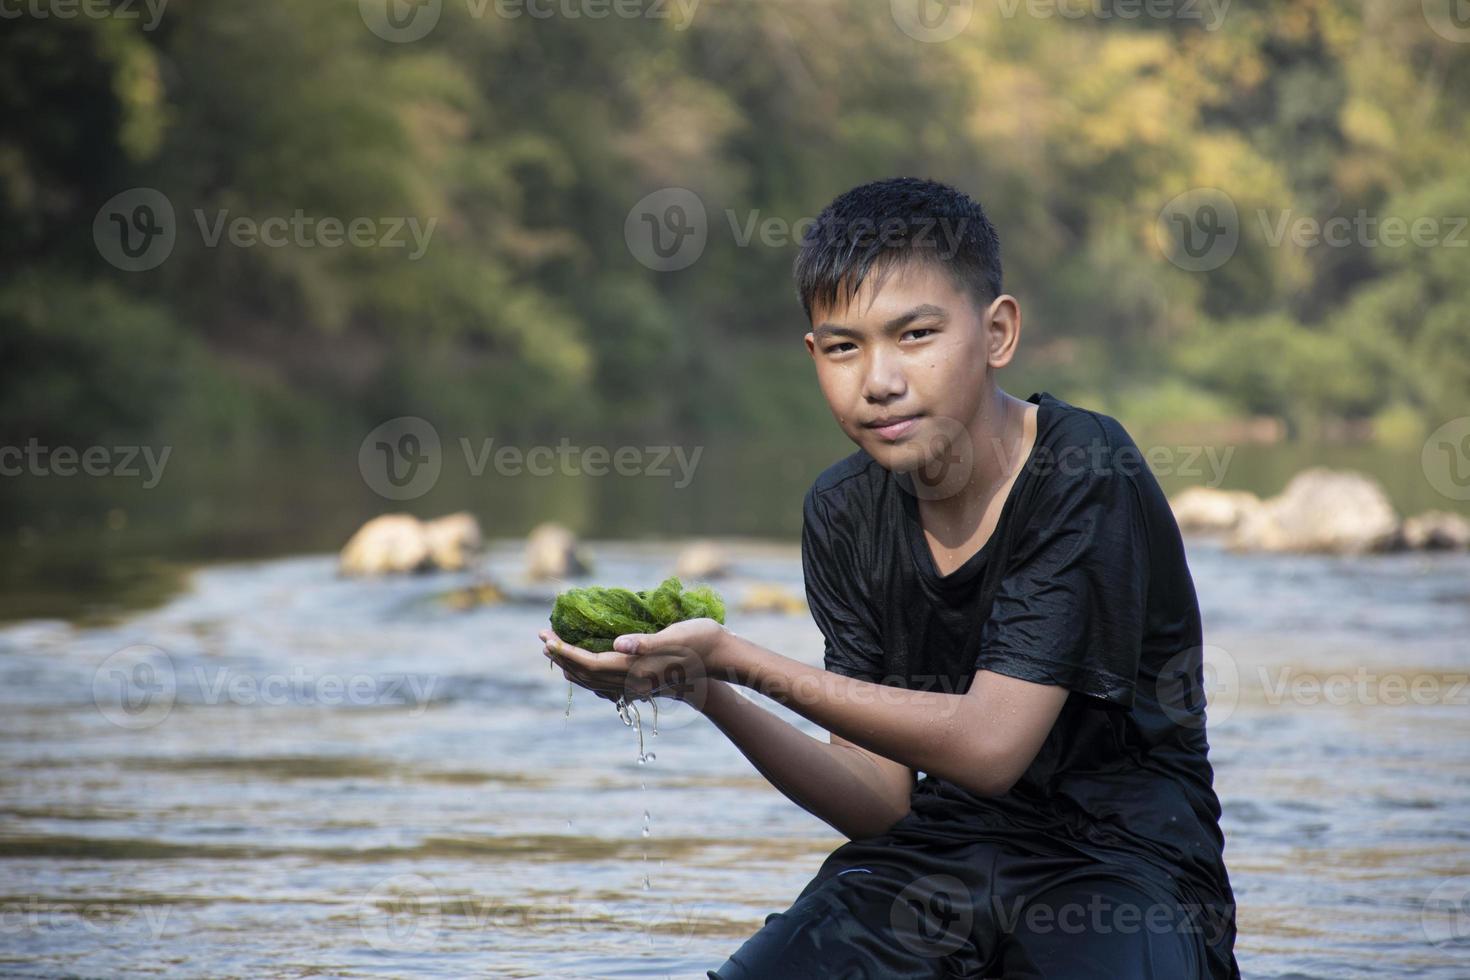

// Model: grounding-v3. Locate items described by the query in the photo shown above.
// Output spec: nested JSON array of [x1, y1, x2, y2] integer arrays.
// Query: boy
[[540, 177, 1239, 978]]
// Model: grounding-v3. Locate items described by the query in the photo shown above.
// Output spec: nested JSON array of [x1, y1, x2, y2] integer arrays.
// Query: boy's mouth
[[864, 413, 923, 441]]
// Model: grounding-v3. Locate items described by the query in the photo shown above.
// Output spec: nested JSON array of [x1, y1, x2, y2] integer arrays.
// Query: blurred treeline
[[3, 0, 1467, 454]]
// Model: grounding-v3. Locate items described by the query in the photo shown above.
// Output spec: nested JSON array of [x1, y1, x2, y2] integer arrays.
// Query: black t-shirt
[[801, 391, 1238, 976]]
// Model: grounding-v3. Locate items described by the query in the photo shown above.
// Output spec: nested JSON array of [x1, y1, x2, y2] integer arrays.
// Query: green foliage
[[550, 576, 725, 653], [0, 275, 185, 445], [2, 2, 1466, 447]]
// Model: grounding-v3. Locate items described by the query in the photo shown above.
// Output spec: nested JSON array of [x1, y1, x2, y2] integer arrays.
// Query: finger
[[546, 638, 633, 673], [613, 633, 652, 655]]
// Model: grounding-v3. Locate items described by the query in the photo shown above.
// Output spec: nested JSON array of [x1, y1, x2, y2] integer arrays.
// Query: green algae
[[549, 576, 725, 652]]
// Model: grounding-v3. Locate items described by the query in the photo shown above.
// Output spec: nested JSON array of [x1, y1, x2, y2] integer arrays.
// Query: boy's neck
[[914, 388, 1037, 549]]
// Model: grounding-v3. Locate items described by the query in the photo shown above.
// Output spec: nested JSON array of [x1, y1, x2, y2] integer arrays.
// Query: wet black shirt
[[800, 391, 1238, 978]]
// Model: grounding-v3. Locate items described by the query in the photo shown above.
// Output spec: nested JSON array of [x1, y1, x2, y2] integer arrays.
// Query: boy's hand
[[539, 618, 730, 704], [540, 630, 626, 702]]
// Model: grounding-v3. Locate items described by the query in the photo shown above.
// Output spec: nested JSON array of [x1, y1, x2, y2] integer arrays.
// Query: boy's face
[[804, 261, 1013, 477]]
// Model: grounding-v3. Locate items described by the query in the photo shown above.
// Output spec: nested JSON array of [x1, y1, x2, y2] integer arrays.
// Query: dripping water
[[615, 691, 661, 892], [549, 658, 574, 722], [614, 694, 656, 765]]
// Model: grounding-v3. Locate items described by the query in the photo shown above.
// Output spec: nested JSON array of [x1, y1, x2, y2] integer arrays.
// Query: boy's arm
[[697, 678, 915, 841], [713, 632, 1070, 799]]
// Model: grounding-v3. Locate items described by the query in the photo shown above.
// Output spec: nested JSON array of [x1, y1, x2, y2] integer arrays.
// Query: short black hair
[[793, 176, 1002, 323]]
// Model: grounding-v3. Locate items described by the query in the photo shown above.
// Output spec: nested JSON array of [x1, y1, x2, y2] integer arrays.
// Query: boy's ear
[[984, 295, 1022, 369]]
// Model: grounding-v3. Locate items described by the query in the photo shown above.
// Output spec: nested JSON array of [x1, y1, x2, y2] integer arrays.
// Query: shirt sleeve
[[975, 457, 1148, 709], [801, 485, 887, 684]]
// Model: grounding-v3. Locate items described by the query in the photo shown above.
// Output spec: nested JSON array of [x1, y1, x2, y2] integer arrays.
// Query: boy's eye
[[823, 328, 933, 354]]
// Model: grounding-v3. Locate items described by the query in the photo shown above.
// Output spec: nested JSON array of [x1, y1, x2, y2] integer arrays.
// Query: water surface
[[1, 539, 1467, 977]]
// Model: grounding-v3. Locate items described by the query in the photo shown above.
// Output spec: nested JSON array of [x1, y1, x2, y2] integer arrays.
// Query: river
[[1, 538, 1468, 977]]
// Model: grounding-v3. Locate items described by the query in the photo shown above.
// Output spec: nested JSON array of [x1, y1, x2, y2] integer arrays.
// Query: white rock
[[525, 522, 590, 580], [674, 540, 730, 579], [339, 512, 483, 575], [422, 512, 482, 571], [1170, 487, 1263, 533], [1402, 510, 1470, 550], [1227, 468, 1400, 555], [339, 514, 432, 576]]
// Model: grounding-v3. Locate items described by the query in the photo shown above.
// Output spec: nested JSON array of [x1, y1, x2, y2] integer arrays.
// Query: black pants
[[708, 832, 1211, 979]]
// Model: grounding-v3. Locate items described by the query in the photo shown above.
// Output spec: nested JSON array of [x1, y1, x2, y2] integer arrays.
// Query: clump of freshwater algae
[[550, 575, 725, 652], [548, 576, 725, 761]]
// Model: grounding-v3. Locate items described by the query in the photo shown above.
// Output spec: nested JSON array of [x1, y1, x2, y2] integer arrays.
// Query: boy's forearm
[[711, 632, 1009, 797], [697, 678, 912, 840]]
